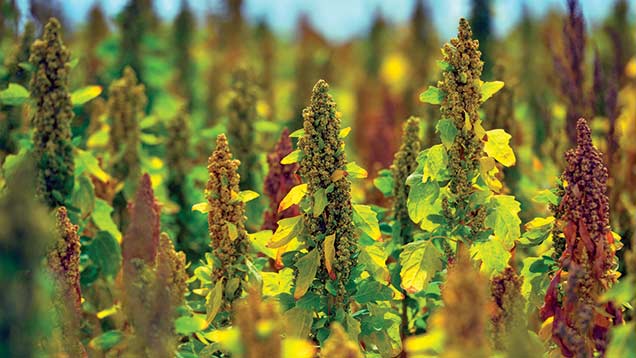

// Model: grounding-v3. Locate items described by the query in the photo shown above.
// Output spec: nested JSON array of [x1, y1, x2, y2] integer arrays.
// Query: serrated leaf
[[419, 86, 445, 104], [279, 184, 308, 212], [354, 279, 393, 304], [324, 234, 336, 280], [71, 85, 102, 106], [480, 81, 505, 102], [237, 190, 259, 203], [294, 249, 320, 300], [420, 144, 448, 182], [471, 236, 511, 277], [281, 149, 302, 164], [0, 83, 29, 105], [399, 240, 443, 294], [313, 188, 328, 217], [533, 189, 559, 205], [407, 180, 441, 231], [192, 201, 212, 213], [345, 161, 367, 179], [485, 195, 521, 249], [206, 281, 224, 324], [479, 156, 502, 192], [484, 129, 515, 167], [353, 204, 381, 240], [436, 118, 458, 149], [284, 307, 313, 338], [519, 216, 554, 246], [267, 216, 303, 248], [359, 242, 390, 283]]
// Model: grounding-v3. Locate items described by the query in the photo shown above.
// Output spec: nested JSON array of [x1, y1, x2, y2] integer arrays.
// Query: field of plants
[[0, 0, 635, 357]]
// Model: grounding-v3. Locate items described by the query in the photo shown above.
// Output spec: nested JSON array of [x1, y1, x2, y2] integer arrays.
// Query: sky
[[14, 0, 635, 43]]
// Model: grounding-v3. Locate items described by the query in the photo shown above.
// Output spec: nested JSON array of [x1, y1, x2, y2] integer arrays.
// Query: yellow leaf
[[324, 234, 336, 280], [331, 169, 347, 182], [281, 149, 302, 164], [484, 129, 516, 167], [206, 281, 224, 324], [339, 127, 352, 138], [267, 216, 303, 248], [278, 184, 308, 212], [480, 81, 505, 102], [71, 85, 102, 106], [345, 162, 368, 179], [96, 304, 119, 319], [479, 156, 502, 192], [192, 202, 212, 213], [238, 190, 259, 203], [226, 221, 238, 241]]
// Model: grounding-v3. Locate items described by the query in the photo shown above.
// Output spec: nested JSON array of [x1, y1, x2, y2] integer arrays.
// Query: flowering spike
[[29, 18, 75, 208], [490, 267, 525, 351], [206, 134, 249, 305], [321, 322, 363, 358], [122, 173, 160, 267], [262, 128, 301, 230], [234, 288, 283, 358]]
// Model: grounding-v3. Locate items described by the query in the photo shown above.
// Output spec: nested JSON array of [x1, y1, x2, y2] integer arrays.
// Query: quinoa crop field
[[0, 0, 635, 357]]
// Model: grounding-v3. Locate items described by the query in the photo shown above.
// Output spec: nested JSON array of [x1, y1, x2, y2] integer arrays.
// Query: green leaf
[[519, 216, 554, 246], [268, 216, 303, 248], [419, 86, 445, 105], [294, 249, 320, 300], [0, 83, 29, 105], [89, 330, 123, 351], [71, 175, 96, 216], [601, 279, 635, 305], [436, 118, 458, 149], [283, 307, 313, 338], [289, 128, 305, 138], [206, 281, 224, 324], [373, 169, 394, 197], [175, 315, 208, 335], [471, 236, 511, 277], [484, 129, 516, 167], [533, 189, 559, 205], [345, 162, 368, 179], [436, 60, 453, 71], [407, 180, 441, 231], [355, 279, 393, 304], [399, 240, 443, 294], [480, 81, 505, 102], [140, 132, 163, 145], [75, 149, 110, 182], [92, 200, 121, 242], [353, 204, 381, 240], [313, 188, 328, 217], [485, 195, 521, 249], [237, 190, 259, 203], [71, 85, 102, 106], [359, 242, 390, 283], [281, 149, 302, 164], [279, 184, 308, 212], [86, 231, 121, 278], [419, 145, 449, 182]]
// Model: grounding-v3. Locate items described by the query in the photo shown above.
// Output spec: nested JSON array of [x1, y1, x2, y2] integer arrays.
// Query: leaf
[[140, 132, 163, 145], [279, 184, 308, 212], [352, 204, 381, 240], [484, 129, 516, 167], [355, 279, 393, 304], [86, 231, 121, 278], [407, 180, 441, 231], [399, 240, 443, 294], [533, 189, 559, 205], [226, 221, 238, 241], [206, 281, 224, 324], [480, 81, 505, 102], [345, 162, 368, 179], [192, 201, 212, 213], [71, 85, 102, 106], [479, 156, 502, 192], [373, 169, 394, 196], [75, 149, 110, 182], [283, 307, 313, 338], [262, 268, 294, 296], [92, 200, 121, 242], [294, 249, 320, 300], [254, 120, 280, 133], [203, 328, 242, 355], [601, 279, 635, 305], [268, 216, 303, 248], [71, 175, 96, 216], [471, 236, 512, 277], [289, 128, 305, 138], [324, 234, 336, 280], [282, 338, 316, 358], [520, 216, 554, 246], [339, 127, 351, 138], [436, 60, 453, 71], [606, 323, 636, 358], [237, 190, 259, 203], [89, 330, 123, 351], [249, 230, 276, 259], [281, 149, 302, 164], [313, 188, 328, 217], [436, 118, 458, 149], [0, 83, 29, 105], [175, 315, 208, 335], [420, 145, 448, 182], [331, 169, 347, 182], [359, 243, 390, 283], [485, 195, 521, 249], [419, 86, 445, 104]]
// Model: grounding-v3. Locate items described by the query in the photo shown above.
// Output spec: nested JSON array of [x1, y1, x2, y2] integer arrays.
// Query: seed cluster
[[29, 18, 75, 208], [321, 322, 363, 358], [490, 267, 525, 350], [438, 18, 487, 240], [391, 116, 421, 244], [108, 66, 147, 185], [262, 128, 301, 231], [298, 80, 357, 308], [234, 288, 283, 358], [206, 134, 249, 305]]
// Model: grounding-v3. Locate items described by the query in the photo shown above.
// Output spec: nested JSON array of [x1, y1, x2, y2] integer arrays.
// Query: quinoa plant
[[173, 0, 195, 110], [321, 322, 364, 358], [108, 66, 146, 187], [262, 128, 301, 231], [29, 18, 74, 208], [541, 119, 622, 357], [166, 108, 192, 249], [233, 288, 283, 358], [490, 266, 526, 351]]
